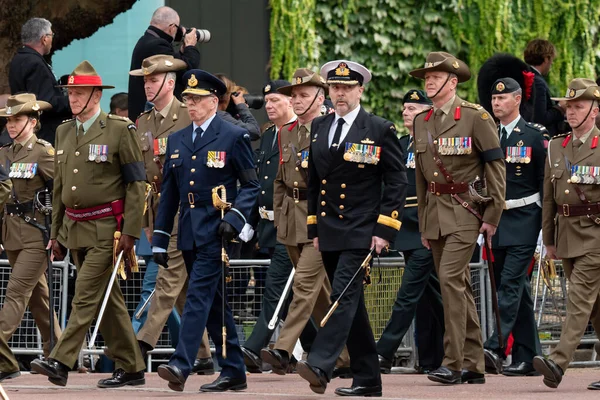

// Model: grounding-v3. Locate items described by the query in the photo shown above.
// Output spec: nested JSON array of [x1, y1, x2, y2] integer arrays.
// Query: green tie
[[78, 124, 85, 136]]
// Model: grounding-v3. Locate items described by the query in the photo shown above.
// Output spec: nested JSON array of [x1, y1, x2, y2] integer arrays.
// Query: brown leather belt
[[560, 202, 600, 218], [286, 187, 308, 202], [428, 181, 468, 195]]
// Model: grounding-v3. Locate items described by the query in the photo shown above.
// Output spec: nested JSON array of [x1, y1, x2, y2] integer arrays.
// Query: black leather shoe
[[199, 375, 247, 392], [0, 371, 20, 382], [334, 385, 382, 397], [30, 358, 69, 386], [297, 360, 328, 394], [378, 355, 392, 374], [157, 364, 186, 392], [502, 362, 540, 377], [332, 366, 353, 379], [589, 380, 600, 390], [241, 346, 262, 373], [484, 349, 503, 374], [97, 369, 145, 388], [415, 365, 437, 375], [533, 356, 563, 388], [461, 370, 485, 384], [191, 357, 215, 375], [427, 366, 462, 385], [261, 348, 289, 375]]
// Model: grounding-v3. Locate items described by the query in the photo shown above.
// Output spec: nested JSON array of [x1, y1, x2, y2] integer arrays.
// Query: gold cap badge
[[143, 67, 149, 75], [496, 82, 505, 92], [410, 92, 420, 100], [264, 84, 271, 92], [569, 88, 576, 98], [296, 76, 303, 84], [188, 74, 198, 88], [32, 103, 40, 111], [335, 62, 350, 77], [452, 61, 460, 69]]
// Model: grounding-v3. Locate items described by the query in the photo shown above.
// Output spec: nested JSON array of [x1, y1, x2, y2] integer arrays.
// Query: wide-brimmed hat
[[56, 60, 115, 89], [129, 54, 187, 76], [409, 52, 471, 83], [551, 78, 600, 101], [181, 69, 227, 97], [0, 93, 51, 117], [320, 60, 372, 86], [277, 68, 329, 96]]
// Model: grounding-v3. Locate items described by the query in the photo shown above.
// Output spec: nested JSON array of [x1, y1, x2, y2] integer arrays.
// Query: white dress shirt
[[328, 105, 361, 147]]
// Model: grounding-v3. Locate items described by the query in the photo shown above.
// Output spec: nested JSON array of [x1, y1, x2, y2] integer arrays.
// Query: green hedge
[[269, 0, 600, 127]]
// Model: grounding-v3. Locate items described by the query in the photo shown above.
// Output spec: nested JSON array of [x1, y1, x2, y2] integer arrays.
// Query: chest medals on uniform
[[343, 141, 381, 165], [301, 150, 309, 168], [438, 137, 472, 155], [505, 140, 531, 164], [154, 137, 168, 156], [207, 151, 226, 168], [9, 162, 37, 179], [570, 166, 600, 184], [88, 144, 108, 163]]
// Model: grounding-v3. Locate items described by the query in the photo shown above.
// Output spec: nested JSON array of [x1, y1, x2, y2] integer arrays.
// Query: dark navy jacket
[[152, 114, 259, 251]]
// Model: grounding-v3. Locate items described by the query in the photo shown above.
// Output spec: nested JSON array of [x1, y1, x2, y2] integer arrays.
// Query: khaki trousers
[[429, 229, 484, 373], [276, 242, 349, 367], [137, 234, 211, 358], [551, 253, 600, 371], [0, 248, 62, 372], [50, 245, 145, 372]]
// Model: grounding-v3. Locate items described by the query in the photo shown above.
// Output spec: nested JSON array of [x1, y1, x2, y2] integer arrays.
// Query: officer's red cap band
[[68, 76, 103, 85]]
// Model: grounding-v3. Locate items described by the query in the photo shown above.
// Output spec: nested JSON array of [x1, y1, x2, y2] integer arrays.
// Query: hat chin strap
[[73, 88, 96, 117], [12, 119, 31, 142], [148, 74, 168, 104], [295, 89, 320, 117], [572, 101, 594, 130], [429, 73, 452, 99]]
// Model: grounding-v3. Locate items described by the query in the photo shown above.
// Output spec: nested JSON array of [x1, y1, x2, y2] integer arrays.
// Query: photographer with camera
[[216, 74, 261, 141], [128, 6, 209, 121]]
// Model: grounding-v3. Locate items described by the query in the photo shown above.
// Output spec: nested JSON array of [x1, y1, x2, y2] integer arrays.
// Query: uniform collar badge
[[173, 113, 178, 121], [514, 127, 521, 132], [27, 143, 33, 149]]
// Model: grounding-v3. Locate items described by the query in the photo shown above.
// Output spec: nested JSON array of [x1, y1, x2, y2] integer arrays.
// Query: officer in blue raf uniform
[[151, 70, 260, 392], [483, 77, 545, 376], [377, 90, 445, 375]]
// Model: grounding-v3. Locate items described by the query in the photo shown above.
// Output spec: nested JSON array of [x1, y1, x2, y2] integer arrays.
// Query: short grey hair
[[166, 72, 177, 83], [150, 7, 179, 28], [21, 18, 52, 44]]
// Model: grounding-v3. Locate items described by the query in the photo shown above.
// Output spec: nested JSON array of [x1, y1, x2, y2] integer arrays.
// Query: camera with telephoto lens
[[175, 26, 211, 43], [232, 92, 264, 110]]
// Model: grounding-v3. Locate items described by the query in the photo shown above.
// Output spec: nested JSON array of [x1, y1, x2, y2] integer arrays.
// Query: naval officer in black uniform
[[297, 60, 407, 397], [377, 90, 444, 375], [483, 78, 545, 376]]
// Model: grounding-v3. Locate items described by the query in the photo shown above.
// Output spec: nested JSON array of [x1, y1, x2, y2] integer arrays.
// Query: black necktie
[[500, 127, 508, 147], [331, 118, 345, 154], [194, 127, 203, 146]]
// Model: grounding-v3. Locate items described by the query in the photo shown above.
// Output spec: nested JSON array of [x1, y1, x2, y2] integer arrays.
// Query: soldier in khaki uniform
[[129, 54, 213, 374], [0, 95, 45, 382], [410, 52, 506, 384], [31, 61, 147, 388], [260, 68, 350, 375], [534, 78, 600, 391]]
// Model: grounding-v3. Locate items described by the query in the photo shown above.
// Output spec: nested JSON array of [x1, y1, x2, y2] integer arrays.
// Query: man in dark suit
[[152, 69, 259, 392], [9, 17, 71, 144], [484, 78, 545, 377], [524, 39, 566, 136], [128, 6, 200, 121], [297, 60, 407, 397], [377, 89, 444, 376], [241, 80, 299, 372]]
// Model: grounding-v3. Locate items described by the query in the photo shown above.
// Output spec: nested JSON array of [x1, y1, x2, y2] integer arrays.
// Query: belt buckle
[[151, 182, 158, 193], [187, 193, 195, 208], [293, 188, 300, 203], [563, 204, 570, 216], [428, 181, 435, 193]]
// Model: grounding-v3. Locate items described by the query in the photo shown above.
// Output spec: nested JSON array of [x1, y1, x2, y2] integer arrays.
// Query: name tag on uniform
[[207, 151, 226, 168], [343, 142, 381, 165], [439, 137, 472, 155], [571, 165, 600, 184], [170, 153, 179, 159], [154, 138, 168, 156], [406, 152, 415, 169], [10, 162, 37, 179], [506, 146, 531, 163], [88, 144, 108, 163]]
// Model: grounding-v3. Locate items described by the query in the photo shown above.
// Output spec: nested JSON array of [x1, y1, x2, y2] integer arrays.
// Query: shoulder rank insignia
[[361, 138, 375, 144], [460, 101, 483, 110], [127, 124, 136, 131]]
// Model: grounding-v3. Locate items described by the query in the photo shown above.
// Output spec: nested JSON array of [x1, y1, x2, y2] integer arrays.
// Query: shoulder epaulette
[[548, 132, 570, 146], [261, 122, 275, 133], [138, 109, 153, 118], [460, 101, 483, 110], [0, 143, 11, 149], [60, 118, 74, 125], [525, 121, 548, 132], [36, 138, 52, 147], [108, 113, 133, 123]]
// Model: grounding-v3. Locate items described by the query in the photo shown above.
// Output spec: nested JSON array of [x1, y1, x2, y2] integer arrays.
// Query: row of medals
[[9, 163, 37, 179], [570, 166, 600, 184], [437, 137, 472, 156], [89, 145, 108, 163]]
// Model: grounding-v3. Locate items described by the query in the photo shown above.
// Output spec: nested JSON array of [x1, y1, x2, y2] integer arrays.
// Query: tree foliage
[[268, 0, 600, 126]]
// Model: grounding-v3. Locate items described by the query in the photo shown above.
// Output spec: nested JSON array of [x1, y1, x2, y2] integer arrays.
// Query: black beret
[[402, 89, 432, 105], [491, 77, 521, 95], [263, 80, 291, 96]]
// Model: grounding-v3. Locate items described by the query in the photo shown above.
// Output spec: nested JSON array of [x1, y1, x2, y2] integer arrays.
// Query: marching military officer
[[129, 54, 213, 375], [297, 60, 407, 397], [152, 70, 259, 392], [0, 95, 50, 382], [31, 61, 147, 388], [241, 80, 298, 372], [410, 52, 506, 384], [483, 78, 545, 376], [377, 89, 444, 375], [535, 78, 600, 391], [260, 68, 350, 375]]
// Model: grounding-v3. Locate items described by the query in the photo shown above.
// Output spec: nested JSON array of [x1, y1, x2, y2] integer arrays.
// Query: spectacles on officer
[[182, 95, 206, 105], [44, 32, 55, 38]]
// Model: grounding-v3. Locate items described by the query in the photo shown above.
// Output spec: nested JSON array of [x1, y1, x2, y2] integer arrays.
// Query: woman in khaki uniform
[[0, 94, 61, 381]]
